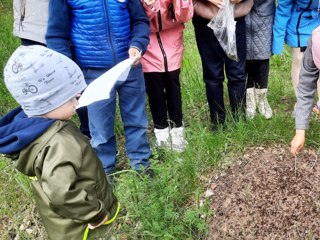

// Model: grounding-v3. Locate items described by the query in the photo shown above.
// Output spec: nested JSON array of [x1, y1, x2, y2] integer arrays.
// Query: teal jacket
[[273, 0, 320, 54]]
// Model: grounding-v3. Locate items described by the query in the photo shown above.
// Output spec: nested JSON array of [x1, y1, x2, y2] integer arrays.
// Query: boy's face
[[43, 95, 79, 120]]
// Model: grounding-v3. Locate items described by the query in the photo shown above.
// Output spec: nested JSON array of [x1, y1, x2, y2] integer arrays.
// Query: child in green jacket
[[0, 45, 119, 240]]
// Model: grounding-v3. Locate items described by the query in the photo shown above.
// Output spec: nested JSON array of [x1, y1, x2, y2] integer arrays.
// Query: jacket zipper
[[19, 0, 26, 30], [156, 11, 168, 72], [104, 0, 117, 64], [296, 0, 312, 47]]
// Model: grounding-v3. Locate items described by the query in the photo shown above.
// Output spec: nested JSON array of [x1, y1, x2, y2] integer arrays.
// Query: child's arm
[[208, 0, 224, 8], [128, 0, 150, 64], [193, 0, 252, 20], [291, 39, 320, 155], [272, 0, 293, 54], [141, 0, 160, 20], [233, 0, 253, 18], [174, 0, 194, 23], [193, 0, 219, 19], [46, 0, 73, 59]]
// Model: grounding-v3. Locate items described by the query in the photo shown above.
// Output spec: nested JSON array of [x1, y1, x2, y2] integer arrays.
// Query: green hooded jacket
[[9, 120, 118, 240]]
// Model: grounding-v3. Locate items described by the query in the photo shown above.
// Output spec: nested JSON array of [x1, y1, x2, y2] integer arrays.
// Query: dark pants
[[246, 59, 270, 89], [193, 16, 247, 125], [144, 69, 183, 129], [76, 107, 91, 138], [21, 38, 46, 46]]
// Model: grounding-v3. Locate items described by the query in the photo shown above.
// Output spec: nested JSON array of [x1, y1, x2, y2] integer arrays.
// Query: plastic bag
[[207, 0, 238, 61]]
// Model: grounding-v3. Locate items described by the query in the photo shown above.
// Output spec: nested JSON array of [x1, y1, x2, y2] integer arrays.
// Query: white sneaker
[[255, 88, 273, 119], [154, 127, 170, 147], [170, 127, 188, 152], [246, 88, 256, 120]]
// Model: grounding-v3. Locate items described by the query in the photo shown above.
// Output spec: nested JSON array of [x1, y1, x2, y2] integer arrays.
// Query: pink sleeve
[[174, 0, 194, 23], [141, 0, 160, 20]]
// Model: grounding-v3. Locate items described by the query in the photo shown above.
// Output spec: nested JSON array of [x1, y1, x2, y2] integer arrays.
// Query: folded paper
[[77, 57, 136, 108]]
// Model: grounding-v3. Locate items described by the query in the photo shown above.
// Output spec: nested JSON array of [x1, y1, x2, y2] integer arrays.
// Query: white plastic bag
[[207, 0, 238, 61]]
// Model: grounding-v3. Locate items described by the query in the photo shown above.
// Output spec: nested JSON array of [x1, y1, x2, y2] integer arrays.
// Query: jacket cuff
[[130, 45, 142, 52], [130, 44, 144, 54], [295, 124, 309, 130], [272, 44, 283, 55], [89, 204, 107, 226]]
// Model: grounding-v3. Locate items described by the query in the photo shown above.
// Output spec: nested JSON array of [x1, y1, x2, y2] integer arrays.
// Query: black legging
[[246, 59, 270, 89], [144, 69, 183, 129]]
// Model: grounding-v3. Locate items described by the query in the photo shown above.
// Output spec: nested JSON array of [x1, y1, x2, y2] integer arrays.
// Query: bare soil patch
[[205, 145, 320, 239]]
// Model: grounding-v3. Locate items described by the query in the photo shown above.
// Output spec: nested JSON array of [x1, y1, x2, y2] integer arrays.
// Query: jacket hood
[[0, 107, 54, 154]]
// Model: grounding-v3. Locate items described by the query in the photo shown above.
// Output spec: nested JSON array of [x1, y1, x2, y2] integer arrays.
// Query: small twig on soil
[[31, 205, 43, 239], [311, 149, 320, 169], [311, 154, 318, 170], [294, 155, 297, 177]]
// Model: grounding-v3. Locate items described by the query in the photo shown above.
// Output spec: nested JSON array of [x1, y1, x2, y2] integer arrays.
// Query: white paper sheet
[[77, 57, 136, 108]]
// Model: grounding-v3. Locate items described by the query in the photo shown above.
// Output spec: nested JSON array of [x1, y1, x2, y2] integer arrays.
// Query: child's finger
[[144, 0, 155, 6], [217, 2, 224, 8], [291, 143, 303, 156], [290, 141, 299, 156], [290, 146, 297, 156]]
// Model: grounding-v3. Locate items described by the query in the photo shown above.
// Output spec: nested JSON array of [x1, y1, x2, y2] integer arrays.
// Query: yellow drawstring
[[82, 202, 120, 240]]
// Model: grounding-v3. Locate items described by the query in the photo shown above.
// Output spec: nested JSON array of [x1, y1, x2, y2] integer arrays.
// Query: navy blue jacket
[[46, 0, 150, 69], [0, 108, 54, 154]]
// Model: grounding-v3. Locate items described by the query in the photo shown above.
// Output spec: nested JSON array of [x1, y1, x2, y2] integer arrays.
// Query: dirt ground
[[204, 145, 320, 240], [3, 145, 320, 239]]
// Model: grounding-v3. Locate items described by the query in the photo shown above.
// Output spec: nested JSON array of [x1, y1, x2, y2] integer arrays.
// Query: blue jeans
[[83, 64, 151, 174]]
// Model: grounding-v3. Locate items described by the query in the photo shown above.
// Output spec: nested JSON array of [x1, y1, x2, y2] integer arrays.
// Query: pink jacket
[[141, 0, 193, 73]]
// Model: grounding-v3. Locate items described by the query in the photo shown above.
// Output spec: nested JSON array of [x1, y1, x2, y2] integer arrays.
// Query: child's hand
[[230, 0, 242, 4], [128, 47, 142, 66], [88, 215, 109, 230], [207, 0, 224, 9], [290, 130, 305, 156], [144, 0, 155, 6], [312, 101, 320, 115]]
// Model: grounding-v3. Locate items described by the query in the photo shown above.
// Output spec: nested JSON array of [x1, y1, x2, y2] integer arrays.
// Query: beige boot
[[255, 88, 273, 119], [170, 127, 188, 152], [154, 127, 170, 147], [246, 88, 256, 120]]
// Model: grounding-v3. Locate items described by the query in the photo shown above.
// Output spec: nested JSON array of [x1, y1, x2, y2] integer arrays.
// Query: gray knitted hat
[[4, 45, 87, 116]]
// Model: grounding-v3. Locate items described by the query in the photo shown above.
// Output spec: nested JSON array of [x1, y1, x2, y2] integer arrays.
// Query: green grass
[[0, 0, 19, 115], [1, 1, 320, 239]]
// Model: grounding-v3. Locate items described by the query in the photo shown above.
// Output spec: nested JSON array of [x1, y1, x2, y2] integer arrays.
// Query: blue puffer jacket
[[46, 0, 150, 68], [273, 0, 320, 54]]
